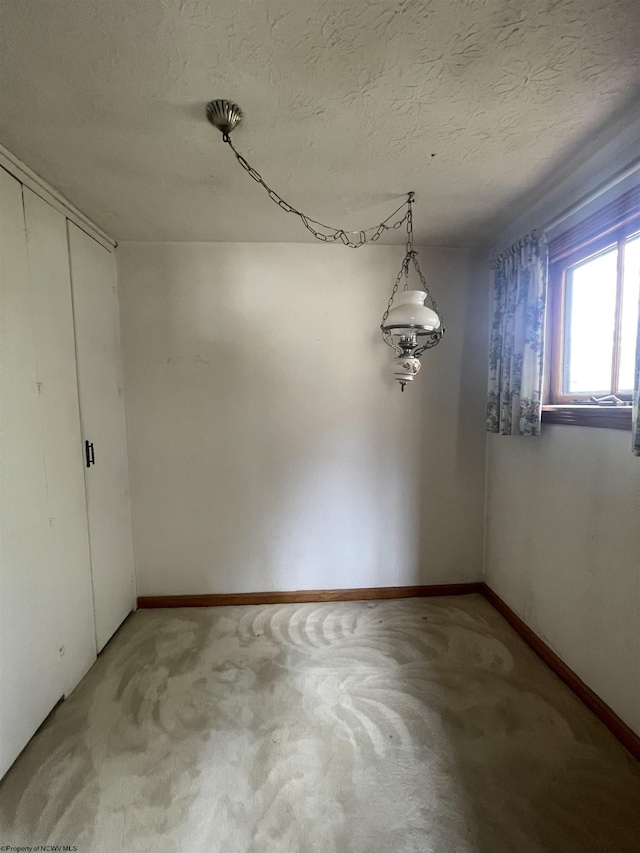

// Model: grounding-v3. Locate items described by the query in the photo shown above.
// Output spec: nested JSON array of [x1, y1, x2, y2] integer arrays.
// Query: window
[[544, 187, 640, 429]]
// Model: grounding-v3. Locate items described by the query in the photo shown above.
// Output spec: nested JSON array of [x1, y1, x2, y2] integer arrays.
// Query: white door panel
[[22, 188, 96, 691], [0, 169, 62, 777], [68, 223, 135, 650]]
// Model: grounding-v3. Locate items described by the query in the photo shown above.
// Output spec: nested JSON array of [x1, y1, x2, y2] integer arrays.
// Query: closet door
[[68, 223, 135, 651], [1, 173, 98, 776], [22, 188, 96, 690], [0, 168, 60, 778]]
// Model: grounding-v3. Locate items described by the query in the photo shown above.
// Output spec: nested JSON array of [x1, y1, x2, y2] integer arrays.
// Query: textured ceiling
[[1, 0, 639, 246]]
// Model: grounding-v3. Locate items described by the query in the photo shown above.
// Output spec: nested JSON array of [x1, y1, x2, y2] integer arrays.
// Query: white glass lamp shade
[[382, 290, 440, 336]]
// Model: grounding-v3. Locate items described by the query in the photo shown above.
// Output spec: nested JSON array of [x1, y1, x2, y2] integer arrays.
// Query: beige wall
[[485, 428, 640, 734], [118, 242, 488, 596]]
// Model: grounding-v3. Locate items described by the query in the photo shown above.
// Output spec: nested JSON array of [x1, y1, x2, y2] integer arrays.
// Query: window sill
[[541, 405, 632, 430]]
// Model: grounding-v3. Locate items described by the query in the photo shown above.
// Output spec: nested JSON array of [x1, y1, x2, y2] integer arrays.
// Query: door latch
[[85, 440, 95, 468]]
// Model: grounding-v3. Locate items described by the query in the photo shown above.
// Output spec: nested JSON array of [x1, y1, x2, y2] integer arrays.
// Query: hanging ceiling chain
[[223, 134, 411, 248], [380, 264, 408, 332], [380, 193, 445, 354], [381, 194, 416, 328], [405, 194, 414, 258], [207, 100, 445, 371]]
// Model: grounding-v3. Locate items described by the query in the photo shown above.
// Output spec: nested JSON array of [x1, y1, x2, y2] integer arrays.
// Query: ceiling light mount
[[206, 99, 243, 137]]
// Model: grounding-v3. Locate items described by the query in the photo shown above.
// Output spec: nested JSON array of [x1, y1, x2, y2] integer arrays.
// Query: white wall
[[485, 429, 640, 734], [118, 242, 488, 596], [484, 115, 640, 735]]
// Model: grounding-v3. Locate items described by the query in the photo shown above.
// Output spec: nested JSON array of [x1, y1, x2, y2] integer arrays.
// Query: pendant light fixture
[[207, 99, 445, 390], [380, 193, 444, 390]]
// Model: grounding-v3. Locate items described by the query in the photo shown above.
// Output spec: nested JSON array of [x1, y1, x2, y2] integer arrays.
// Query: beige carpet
[[1, 594, 639, 852]]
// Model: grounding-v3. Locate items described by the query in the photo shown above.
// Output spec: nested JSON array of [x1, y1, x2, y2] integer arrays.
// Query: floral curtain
[[487, 232, 548, 436]]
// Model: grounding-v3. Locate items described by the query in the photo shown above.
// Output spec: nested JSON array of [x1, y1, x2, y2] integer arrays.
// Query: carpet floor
[[1, 594, 639, 852]]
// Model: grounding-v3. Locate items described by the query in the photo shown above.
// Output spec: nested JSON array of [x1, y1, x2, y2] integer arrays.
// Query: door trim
[[0, 146, 115, 251]]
